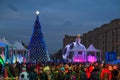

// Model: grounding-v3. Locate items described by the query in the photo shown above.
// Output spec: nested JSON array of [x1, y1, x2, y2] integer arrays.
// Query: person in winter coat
[[57, 67, 65, 80], [110, 65, 120, 80], [4, 63, 9, 78], [79, 66, 87, 80], [90, 63, 100, 80], [86, 64, 94, 80]]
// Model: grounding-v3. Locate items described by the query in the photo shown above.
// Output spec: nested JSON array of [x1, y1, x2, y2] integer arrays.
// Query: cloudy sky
[[0, 0, 120, 54]]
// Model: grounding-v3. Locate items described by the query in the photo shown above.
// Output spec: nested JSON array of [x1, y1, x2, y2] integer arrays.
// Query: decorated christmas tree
[[28, 11, 50, 63]]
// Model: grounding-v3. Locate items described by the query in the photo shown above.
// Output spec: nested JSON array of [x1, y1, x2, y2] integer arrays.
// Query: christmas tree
[[28, 11, 50, 63]]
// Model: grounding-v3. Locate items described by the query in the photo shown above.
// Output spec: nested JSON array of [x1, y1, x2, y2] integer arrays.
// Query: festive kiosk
[[86, 44, 101, 63], [0, 37, 12, 63], [62, 35, 87, 62], [0, 37, 28, 63], [0, 42, 8, 63], [13, 41, 28, 63]]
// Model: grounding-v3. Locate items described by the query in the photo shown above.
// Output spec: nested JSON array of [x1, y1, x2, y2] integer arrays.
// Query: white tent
[[87, 44, 102, 61], [87, 44, 100, 52], [0, 37, 12, 47], [13, 41, 27, 51], [70, 42, 86, 52], [62, 37, 87, 62], [0, 37, 17, 50]]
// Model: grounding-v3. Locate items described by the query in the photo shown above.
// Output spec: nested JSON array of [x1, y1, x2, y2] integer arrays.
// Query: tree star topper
[[36, 11, 40, 15]]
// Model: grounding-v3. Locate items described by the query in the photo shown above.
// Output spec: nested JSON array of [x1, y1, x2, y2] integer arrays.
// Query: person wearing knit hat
[[43, 66, 50, 72], [19, 65, 30, 80], [43, 66, 52, 80], [57, 66, 65, 80], [60, 67, 65, 71], [64, 64, 69, 74]]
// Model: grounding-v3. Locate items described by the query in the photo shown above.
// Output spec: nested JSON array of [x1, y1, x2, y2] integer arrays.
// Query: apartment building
[[63, 19, 120, 57]]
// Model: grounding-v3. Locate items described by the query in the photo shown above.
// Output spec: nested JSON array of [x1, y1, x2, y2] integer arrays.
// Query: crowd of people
[[0, 61, 120, 80]]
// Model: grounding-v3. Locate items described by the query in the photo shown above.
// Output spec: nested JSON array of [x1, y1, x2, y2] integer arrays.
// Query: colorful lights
[[87, 55, 97, 63]]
